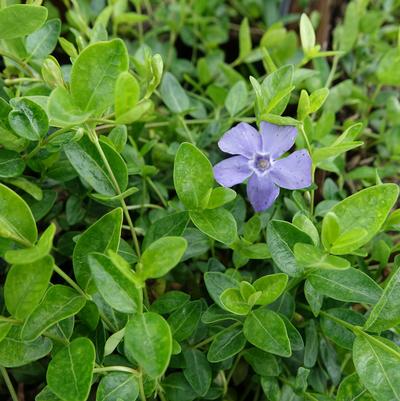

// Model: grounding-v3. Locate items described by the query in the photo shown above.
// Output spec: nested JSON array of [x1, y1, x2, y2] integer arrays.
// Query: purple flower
[[213, 122, 312, 212]]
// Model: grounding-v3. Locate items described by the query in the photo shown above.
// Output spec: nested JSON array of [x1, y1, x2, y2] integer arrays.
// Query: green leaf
[[48, 87, 92, 127], [204, 272, 239, 309], [73, 208, 122, 292], [21, 285, 86, 341], [329, 184, 399, 254], [174, 143, 214, 210], [0, 327, 52, 368], [243, 348, 280, 376], [225, 80, 248, 117], [309, 87, 329, 113], [364, 262, 400, 332], [143, 212, 189, 250], [70, 39, 129, 114], [47, 338, 95, 401], [96, 372, 139, 401], [267, 220, 312, 277], [26, 19, 61, 60], [4, 256, 53, 320], [9, 98, 48, 141], [164, 373, 197, 401], [0, 5, 47, 39], [321, 212, 340, 251], [124, 312, 172, 378], [139, 236, 187, 280], [159, 72, 190, 113], [88, 253, 140, 314], [308, 268, 382, 304], [0, 184, 37, 246], [207, 325, 246, 363], [239, 18, 252, 60], [300, 14, 316, 53], [167, 301, 202, 341], [0, 149, 24, 178], [337, 373, 374, 401], [261, 65, 294, 115], [64, 136, 128, 196], [220, 288, 251, 315], [150, 291, 190, 315], [244, 309, 291, 357], [253, 273, 288, 305], [115, 71, 140, 122], [183, 349, 212, 396], [353, 333, 400, 401], [313, 142, 363, 165], [4, 223, 55, 265], [190, 208, 237, 245]]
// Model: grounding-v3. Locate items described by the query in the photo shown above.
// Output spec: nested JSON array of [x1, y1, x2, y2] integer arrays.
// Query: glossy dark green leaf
[[207, 325, 246, 363], [4, 256, 53, 319], [139, 236, 187, 280], [243, 348, 280, 376], [70, 39, 129, 114], [88, 253, 140, 314], [190, 208, 237, 245], [164, 372, 197, 401], [0, 5, 47, 39], [124, 312, 172, 378], [150, 291, 190, 315], [267, 220, 312, 277], [183, 348, 212, 396], [9, 98, 48, 141], [73, 208, 123, 292], [21, 285, 86, 341], [143, 212, 189, 250], [0, 149, 25, 178], [308, 268, 382, 304], [353, 333, 400, 401], [337, 373, 374, 401], [304, 320, 318, 368], [364, 263, 400, 332], [64, 136, 128, 196], [244, 309, 291, 357], [174, 143, 214, 210], [0, 326, 52, 368], [47, 338, 95, 401], [96, 372, 139, 401], [168, 300, 202, 341], [280, 314, 304, 351]]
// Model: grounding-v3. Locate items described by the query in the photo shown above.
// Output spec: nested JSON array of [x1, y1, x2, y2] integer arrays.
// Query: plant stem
[[126, 203, 163, 210], [178, 115, 195, 144], [0, 49, 34, 76], [0, 366, 19, 401], [325, 55, 340, 88], [138, 370, 147, 401], [146, 178, 168, 208], [93, 366, 140, 376], [90, 131, 141, 258], [53, 265, 90, 300]]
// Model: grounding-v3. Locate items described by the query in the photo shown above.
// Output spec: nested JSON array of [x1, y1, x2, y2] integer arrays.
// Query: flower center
[[254, 154, 271, 172]]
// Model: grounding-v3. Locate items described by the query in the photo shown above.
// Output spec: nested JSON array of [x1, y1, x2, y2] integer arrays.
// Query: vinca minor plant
[[0, 1, 399, 401]]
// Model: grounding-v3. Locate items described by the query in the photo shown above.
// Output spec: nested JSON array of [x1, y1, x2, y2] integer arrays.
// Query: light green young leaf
[[70, 39, 129, 114], [160, 72, 190, 113], [26, 19, 61, 61], [239, 18, 252, 60], [329, 184, 399, 254], [206, 187, 236, 209], [139, 236, 187, 280], [47, 338, 95, 401], [5, 223, 55, 265], [115, 71, 140, 121], [124, 312, 172, 378], [21, 285, 86, 341], [174, 142, 214, 210], [220, 288, 251, 315], [337, 373, 373, 401], [253, 273, 288, 305], [300, 14, 316, 53], [225, 81, 248, 117], [0, 5, 47, 39]]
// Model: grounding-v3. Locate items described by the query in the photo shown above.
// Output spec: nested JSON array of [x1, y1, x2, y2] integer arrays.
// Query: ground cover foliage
[[0, 0, 400, 400]]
